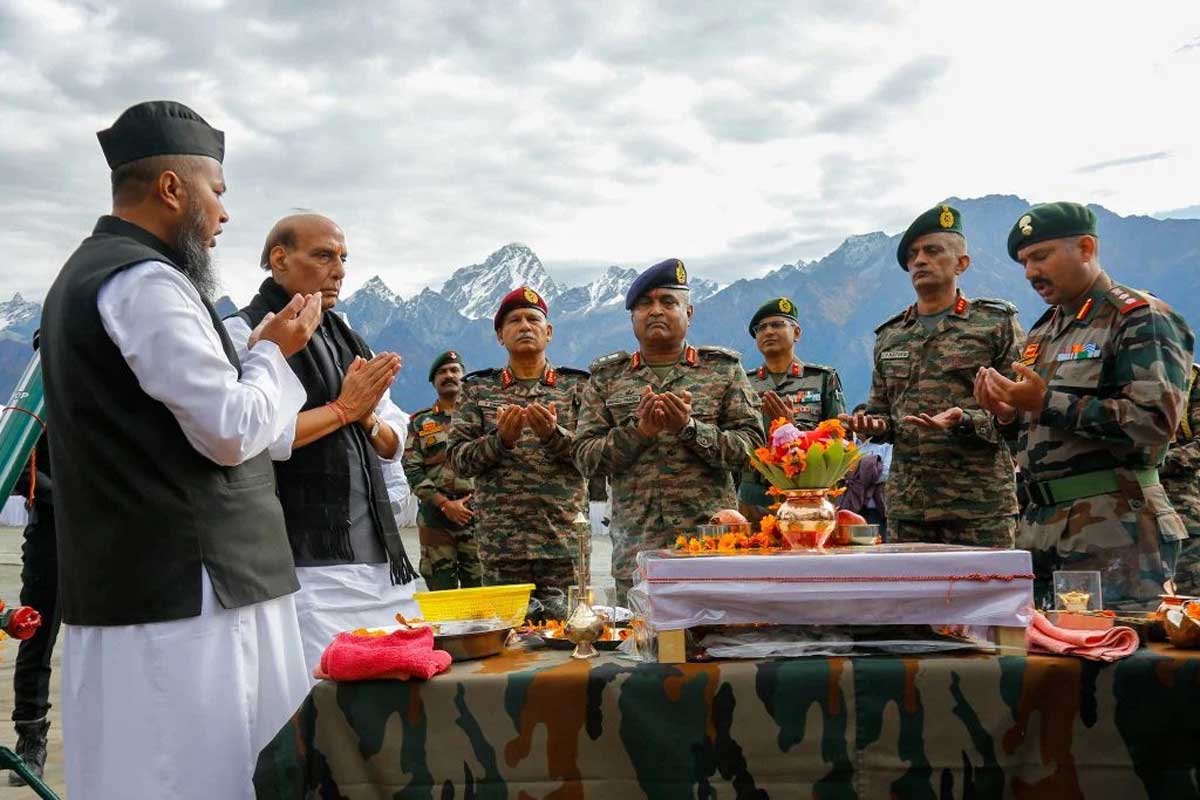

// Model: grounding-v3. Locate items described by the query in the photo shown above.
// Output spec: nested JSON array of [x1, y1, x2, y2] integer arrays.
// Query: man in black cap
[[40, 101, 321, 800], [403, 350, 482, 590], [574, 259, 764, 600], [738, 296, 845, 522], [841, 204, 1024, 548], [224, 212, 418, 677]]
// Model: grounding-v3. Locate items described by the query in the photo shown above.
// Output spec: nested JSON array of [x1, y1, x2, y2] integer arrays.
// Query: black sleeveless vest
[[41, 216, 299, 625]]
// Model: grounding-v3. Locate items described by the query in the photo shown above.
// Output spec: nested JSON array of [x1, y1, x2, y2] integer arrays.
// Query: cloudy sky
[[2, 0, 1199, 304]]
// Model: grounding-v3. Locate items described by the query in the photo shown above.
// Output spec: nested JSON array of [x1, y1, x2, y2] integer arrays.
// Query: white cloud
[[1, 0, 1198, 304]]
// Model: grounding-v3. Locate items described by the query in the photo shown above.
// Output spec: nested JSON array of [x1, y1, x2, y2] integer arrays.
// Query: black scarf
[[235, 277, 415, 584]]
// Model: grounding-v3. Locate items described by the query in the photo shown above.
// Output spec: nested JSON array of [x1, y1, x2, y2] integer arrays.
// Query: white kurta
[[224, 311, 419, 682], [62, 261, 310, 800]]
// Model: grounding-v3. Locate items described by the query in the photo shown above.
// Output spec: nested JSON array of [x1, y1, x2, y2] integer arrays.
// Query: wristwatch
[[678, 417, 698, 443], [368, 418, 382, 439]]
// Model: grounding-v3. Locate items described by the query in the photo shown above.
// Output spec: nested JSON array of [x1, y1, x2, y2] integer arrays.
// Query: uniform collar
[[631, 343, 698, 370], [500, 361, 558, 388], [756, 359, 803, 380], [1060, 271, 1112, 324], [903, 291, 968, 327]]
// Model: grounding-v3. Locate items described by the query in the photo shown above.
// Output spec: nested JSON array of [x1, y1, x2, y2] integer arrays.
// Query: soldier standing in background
[[977, 202, 1194, 609], [403, 350, 481, 590], [1163, 362, 1200, 594], [574, 259, 764, 601], [448, 287, 589, 616], [738, 296, 845, 523], [842, 204, 1024, 547]]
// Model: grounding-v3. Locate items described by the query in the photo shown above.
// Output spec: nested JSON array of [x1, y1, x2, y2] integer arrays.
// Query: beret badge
[[778, 298, 792, 313], [675, 261, 687, 284], [938, 206, 954, 229], [1019, 215, 1033, 237], [523, 287, 540, 304]]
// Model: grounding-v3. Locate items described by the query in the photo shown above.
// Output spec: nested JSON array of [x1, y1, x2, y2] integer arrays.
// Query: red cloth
[[1026, 611, 1139, 662], [319, 626, 452, 682]]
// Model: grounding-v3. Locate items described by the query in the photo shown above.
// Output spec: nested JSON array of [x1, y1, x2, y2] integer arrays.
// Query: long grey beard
[[177, 200, 220, 300]]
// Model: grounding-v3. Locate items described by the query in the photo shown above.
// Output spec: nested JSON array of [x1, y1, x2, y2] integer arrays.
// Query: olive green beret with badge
[[748, 297, 799, 337], [896, 204, 963, 270], [1006, 201, 1097, 261], [427, 350, 463, 383]]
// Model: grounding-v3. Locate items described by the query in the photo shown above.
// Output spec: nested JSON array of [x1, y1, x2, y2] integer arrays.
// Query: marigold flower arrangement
[[749, 418, 861, 490], [673, 515, 781, 553]]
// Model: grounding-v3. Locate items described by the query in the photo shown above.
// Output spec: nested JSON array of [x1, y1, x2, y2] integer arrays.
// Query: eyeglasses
[[753, 319, 794, 335]]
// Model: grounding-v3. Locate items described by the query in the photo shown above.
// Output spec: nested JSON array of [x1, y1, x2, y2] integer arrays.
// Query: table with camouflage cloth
[[254, 646, 1200, 799]]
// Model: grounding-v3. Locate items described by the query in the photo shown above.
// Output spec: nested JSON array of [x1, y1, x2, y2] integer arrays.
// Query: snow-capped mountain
[[3, 196, 1199, 412], [0, 293, 40, 340], [439, 243, 562, 320]]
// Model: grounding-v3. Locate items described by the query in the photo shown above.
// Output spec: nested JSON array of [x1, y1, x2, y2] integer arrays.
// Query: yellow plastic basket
[[413, 584, 535, 628]]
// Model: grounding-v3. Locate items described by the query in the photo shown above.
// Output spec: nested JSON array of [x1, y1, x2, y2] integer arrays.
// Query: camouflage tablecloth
[[254, 645, 1200, 799]]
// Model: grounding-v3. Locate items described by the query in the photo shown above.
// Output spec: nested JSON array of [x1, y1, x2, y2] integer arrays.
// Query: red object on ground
[[1026, 611, 1138, 662], [319, 626, 452, 682]]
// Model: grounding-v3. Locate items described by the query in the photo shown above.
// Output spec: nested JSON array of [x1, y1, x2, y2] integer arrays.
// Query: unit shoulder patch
[[589, 351, 630, 372]]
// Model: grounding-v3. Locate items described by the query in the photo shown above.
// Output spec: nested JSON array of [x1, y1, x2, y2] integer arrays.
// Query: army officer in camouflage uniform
[[402, 350, 481, 590], [977, 202, 1194, 609], [738, 297, 845, 522], [573, 259, 764, 600], [1163, 363, 1200, 595], [843, 204, 1024, 547], [448, 287, 589, 615]]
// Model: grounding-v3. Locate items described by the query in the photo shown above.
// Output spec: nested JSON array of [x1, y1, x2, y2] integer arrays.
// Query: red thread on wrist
[[327, 401, 349, 427]]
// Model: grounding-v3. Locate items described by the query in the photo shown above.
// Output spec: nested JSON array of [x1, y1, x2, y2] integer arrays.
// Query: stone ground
[[0, 524, 614, 798]]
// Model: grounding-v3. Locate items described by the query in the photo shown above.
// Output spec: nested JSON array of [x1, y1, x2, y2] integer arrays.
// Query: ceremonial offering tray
[[636, 543, 1035, 662], [413, 583, 534, 628], [1162, 598, 1200, 649]]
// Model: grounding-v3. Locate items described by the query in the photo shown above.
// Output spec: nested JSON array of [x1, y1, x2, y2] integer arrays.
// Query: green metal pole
[[0, 352, 44, 502]]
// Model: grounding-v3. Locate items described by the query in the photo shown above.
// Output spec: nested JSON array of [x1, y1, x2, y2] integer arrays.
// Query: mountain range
[[3, 194, 1199, 415]]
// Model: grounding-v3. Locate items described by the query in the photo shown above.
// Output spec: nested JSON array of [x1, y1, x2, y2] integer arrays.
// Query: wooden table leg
[[995, 626, 1027, 655], [658, 629, 686, 663]]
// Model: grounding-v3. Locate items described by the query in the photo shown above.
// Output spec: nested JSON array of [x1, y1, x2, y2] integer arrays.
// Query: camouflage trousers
[[1175, 536, 1200, 596], [1019, 485, 1184, 611], [890, 515, 1016, 548], [417, 525, 482, 591], [483, 557, 577, 621]]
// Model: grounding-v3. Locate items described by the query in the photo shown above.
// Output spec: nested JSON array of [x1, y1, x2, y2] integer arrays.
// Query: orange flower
[[760, 514, 778, 536], [768, 417, 790, 436], [816, 418, 846, 440], [717, 533, 738, 552], [754, 446, 774, 463], [826, 486, 846, 498], [674, 534, 688, 550], [687, 538, 702, 554]]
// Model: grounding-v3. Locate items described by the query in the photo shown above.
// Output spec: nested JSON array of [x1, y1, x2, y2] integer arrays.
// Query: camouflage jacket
[[866, 292, 1024, 521], [447, 362, 589, 562], [573, 344, 764, 582], [402, 401, 475, 529], [1153, 363, 1200, 536], [1011, 274, 1195, 606]]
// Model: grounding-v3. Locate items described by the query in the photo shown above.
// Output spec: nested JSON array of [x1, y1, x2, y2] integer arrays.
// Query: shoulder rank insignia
[[500, 367, 514, 388], [589, 351, 629, 372], [631, 351, 643, 369], [790, 361, 801, 377], [543, 368, 557, 387], [1106, 285, 1149, 314], [685, 346, 698, 366], [1075, 297, 1094, 321]]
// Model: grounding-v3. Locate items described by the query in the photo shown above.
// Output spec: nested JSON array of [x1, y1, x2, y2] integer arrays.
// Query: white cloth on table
[[293, 563, 420, 683], [62, 569, 310, 800], [64, 260, 310, 800]]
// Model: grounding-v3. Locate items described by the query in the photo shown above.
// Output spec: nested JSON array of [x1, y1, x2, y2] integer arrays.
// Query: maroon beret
[[493, 286, 549, 330]]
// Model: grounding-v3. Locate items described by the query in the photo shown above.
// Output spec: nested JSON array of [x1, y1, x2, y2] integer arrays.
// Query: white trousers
[[62, 570, 310, 800], [294, 563, 420, 684]]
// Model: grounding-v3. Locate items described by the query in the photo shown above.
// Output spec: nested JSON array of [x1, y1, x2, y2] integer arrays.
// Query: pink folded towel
[[319, 627, 452, 681], [1026, 612, 1139, 662]]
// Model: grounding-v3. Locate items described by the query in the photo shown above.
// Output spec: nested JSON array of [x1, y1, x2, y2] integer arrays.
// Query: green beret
[[427, 350, 464, 382], [896, 204, 963, 270], [1006, 202, 1097, 261], [748, 297, 799, 337]]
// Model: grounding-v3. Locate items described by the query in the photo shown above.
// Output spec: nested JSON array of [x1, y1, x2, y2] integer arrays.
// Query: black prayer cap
[[97, 101, 225, 170], [624, 258, 688, 310]]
